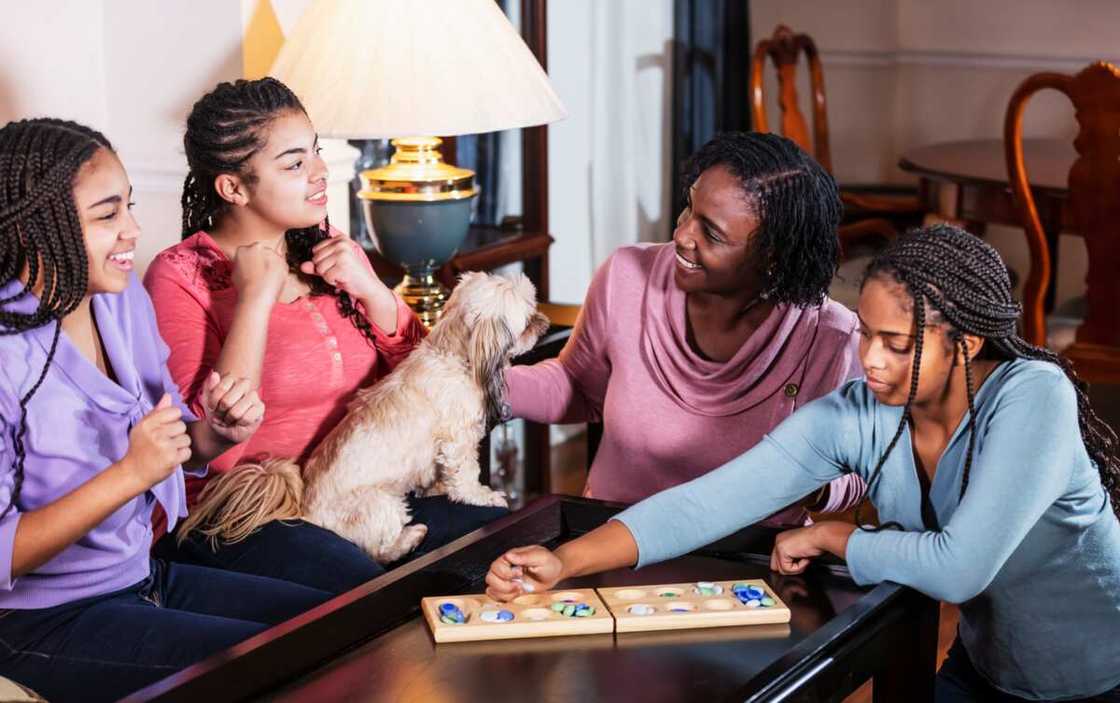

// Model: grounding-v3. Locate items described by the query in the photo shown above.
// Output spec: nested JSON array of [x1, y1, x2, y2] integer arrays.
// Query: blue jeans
[[0, 559, 329, 703], [154, 495, 508, 593], [937, 636, 1120, 703]]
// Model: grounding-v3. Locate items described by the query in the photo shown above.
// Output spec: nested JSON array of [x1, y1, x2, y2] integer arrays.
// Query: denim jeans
[[0, 559, 329, 703], [154, 495, 508, 594], [937, 636, 1120, 703]]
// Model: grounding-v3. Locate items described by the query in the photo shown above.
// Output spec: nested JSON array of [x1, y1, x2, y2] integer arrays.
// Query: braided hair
[[859, 224, 1120, 526], [0, 118, 113, 517], [681, 132, 843, 307], [181, 77, 382, 346]]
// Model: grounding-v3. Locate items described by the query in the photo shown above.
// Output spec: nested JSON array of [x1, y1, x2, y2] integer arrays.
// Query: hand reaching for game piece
[[485, 545, 563, 601]]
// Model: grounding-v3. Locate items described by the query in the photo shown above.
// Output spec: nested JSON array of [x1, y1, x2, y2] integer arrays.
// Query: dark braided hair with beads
[[181, 77, 381, 346], [681, 131, 843, 307], [0, 118, 114, 518], [858, 224, 1120, 527]]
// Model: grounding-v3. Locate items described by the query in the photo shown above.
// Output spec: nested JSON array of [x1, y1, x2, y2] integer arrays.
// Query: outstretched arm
[[485, 391, 856, 598]]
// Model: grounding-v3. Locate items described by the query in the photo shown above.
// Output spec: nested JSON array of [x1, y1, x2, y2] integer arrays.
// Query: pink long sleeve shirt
[[506, 243, 866, 526], [144, 232, 425, 513]]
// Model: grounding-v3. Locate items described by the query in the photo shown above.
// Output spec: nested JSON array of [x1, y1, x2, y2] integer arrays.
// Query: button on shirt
[[0, 275, 199, 609]]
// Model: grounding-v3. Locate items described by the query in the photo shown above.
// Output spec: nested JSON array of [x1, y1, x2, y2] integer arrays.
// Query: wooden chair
[[750, 25, 924, 257], [1005, 61, 1120, 383]]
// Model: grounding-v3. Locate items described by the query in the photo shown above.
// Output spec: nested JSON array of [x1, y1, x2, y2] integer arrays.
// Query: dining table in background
[[898, 138, 1076, 311]]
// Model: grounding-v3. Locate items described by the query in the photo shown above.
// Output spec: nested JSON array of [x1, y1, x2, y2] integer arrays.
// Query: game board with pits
[[420, 588, 614, 643], [422, 579, 790, 642]]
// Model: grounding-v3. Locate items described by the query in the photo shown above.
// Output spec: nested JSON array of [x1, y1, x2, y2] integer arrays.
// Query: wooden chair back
[[1004, 61, 1120, 380], [750, 24, 831, 172]]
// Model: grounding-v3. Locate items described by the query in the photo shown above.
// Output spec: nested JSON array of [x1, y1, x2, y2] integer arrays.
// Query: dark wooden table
[[898, 138, 1075, 309], [126, 497, 938, 703]]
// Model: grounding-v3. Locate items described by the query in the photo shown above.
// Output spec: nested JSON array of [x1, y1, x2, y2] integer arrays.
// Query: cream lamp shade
[[269, 0, 567, 138]]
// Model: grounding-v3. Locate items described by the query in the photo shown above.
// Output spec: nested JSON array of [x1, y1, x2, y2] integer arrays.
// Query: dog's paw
[[374, 523, 429, 563], [457, 486, 508, 508], [401, 523, 429, 551]]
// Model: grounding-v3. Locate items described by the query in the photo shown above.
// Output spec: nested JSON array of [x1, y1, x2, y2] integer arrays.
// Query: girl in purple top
[[0, 119, 330, 702], [505, 133, 866, 524]]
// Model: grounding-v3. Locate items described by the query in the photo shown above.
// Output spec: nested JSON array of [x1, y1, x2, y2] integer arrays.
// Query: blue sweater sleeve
[[846, 373, 1077, 603], [615, 389, 859, 568]]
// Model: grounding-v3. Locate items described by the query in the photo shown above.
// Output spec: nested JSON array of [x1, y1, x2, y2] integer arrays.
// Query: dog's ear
[[470, 314, 515, 423]]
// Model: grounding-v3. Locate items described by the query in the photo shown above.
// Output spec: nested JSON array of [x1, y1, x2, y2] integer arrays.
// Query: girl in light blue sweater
[[486, 225, 1120, 702]]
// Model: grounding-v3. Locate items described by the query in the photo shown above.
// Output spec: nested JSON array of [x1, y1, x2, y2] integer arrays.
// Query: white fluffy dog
[[179, 271, 550, 563]]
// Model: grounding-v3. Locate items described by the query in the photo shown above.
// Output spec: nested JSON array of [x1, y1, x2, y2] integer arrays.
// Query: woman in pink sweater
[[506, 133, 865, 525], [145, 78, 507, 594]]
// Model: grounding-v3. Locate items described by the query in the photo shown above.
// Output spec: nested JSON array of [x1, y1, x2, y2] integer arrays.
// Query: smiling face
[[671, 165, 765, 295], [72, 147, 139, 296], [857, 276, 963, 406], [235, 109, 328, 232]]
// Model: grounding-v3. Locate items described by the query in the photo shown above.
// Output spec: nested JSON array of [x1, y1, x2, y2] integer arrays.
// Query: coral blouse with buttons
[[143, 231, 425, 510]]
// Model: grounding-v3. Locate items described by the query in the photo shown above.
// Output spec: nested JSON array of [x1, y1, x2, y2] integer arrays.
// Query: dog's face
[[432, 272, 550, 420], [445, 271, 550, 358]]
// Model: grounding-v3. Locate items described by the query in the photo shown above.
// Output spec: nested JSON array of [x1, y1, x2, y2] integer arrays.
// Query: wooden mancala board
[[422, 580, 790, 642]]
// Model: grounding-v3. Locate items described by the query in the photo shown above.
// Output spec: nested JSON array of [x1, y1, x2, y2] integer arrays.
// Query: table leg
[[1040, 209, 1062, 314], [873, 591, 939, 703], [524, 421, 551, 497]]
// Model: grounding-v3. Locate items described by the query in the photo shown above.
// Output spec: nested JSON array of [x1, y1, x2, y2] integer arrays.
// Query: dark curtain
[[347, 139, 392, 249], [455, 131, 503, 227], [670, 0, 751, 219]]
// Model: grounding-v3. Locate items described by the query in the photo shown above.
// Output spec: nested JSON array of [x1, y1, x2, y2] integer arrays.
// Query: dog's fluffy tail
[[176, 458, 304, 549]]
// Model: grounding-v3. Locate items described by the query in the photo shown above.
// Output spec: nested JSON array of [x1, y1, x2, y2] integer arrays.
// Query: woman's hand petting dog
[[200, 371, 265, 445]]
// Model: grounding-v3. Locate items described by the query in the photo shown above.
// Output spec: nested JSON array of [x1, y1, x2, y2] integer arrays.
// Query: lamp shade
[[269, 0, 567, 139]]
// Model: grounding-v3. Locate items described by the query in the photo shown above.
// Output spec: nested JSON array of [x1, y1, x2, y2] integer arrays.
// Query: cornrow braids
[[859, 224, 1120, 527], [182, 78, 383, 349], [0, 118, 113, 518], [681, 132, 842, 307]]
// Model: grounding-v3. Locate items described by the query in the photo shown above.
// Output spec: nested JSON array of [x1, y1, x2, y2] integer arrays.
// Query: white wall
[[0, 3, 108, 129], [0, 1, 241, 270], [0, 0, 357, 274], [547, 0, 674, 304]]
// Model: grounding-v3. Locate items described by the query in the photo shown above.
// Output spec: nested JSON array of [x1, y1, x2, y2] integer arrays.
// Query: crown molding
[[821, 48, 1116, 73]]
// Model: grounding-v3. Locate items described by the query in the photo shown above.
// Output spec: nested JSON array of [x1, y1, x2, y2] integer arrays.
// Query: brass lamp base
[[358, 136, 478, 330], [394, 271, 449, 328]]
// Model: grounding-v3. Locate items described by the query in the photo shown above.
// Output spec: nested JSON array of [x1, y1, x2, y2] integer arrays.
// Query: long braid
[[957, 333, 978, 498], [0, 118, 113, 517], [862, 224, 1120, 521], [182, 78, 383, 348]]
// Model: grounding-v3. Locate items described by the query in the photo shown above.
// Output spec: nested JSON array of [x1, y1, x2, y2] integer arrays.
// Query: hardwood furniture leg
[[873, 591, 939, 703]]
